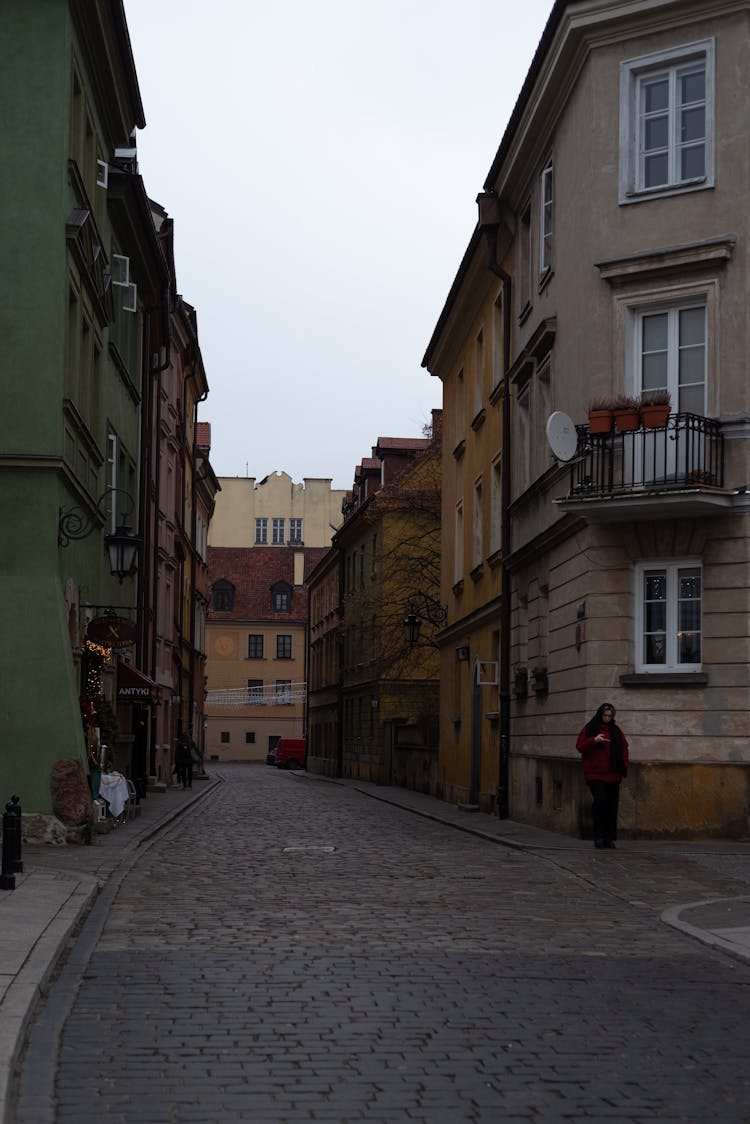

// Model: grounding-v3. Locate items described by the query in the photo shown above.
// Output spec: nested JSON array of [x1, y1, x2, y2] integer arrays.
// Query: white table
[[99, 772, 130, 818]]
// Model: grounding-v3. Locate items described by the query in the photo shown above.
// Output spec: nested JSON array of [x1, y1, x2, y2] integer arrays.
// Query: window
[[636, 562, 702, 672], [490, 457, 502, 556], [276, 680, 292, 704], [245, 731, 256, 744], [473, 329, 484, 418], [620, 40, 714, 202], [472, 477, 483, 569], [272, 518, 285, 544], [220, 731, 230, 743], [247, 634, 264, 659], [211, 580, 235, 613], [539, 162, 553, 275], [289, 518, 303, 543], [491, 294, 504, 390], [255, 518, 267, 544], [519, 202, 532, 316], [247, 678, 263, 702], [276, 634, 292, 659], [636, 303, 706, 413], [454, 500, 464, 584], [273, 591, 289, 612]]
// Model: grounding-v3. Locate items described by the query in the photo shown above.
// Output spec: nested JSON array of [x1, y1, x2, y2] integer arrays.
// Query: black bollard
[[9, 795, 23, 873], [0, 801, 17, 890]]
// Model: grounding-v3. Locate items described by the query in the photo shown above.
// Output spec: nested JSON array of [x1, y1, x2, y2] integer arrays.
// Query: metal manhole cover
[[283, 845, 336, 854]]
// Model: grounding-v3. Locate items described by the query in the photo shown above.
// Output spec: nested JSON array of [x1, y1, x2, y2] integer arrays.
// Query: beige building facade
[[208, 472, 347, 549], [427, 0, 750, 838]]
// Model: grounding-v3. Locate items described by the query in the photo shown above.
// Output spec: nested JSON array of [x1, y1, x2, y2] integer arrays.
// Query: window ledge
[[518, 301, 532, 326], [488, 378, 505, 407], [451, 580, 464, 597], [596, 234, 733, 283], [453, 439, 466, 460], [620, 672, 708, 687], [469, 563, 484, 583], [619, 178, 712, 207], [486, 548, 502, 569], [538, 267, 554, 294], [471, 408, 486, 431]]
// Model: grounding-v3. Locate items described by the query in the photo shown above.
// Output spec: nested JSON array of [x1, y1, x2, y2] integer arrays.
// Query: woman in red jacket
[[576, 702, 629, 849]]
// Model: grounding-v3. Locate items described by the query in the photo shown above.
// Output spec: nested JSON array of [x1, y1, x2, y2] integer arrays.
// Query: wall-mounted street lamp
[[403, 612, 422, 646], [58, 488, 140, 583]]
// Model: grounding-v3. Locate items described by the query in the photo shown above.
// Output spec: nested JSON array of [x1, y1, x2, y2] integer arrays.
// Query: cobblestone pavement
[[13, 765, 750, 1123]]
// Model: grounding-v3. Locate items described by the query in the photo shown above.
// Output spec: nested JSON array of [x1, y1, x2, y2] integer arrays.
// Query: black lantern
[[403, 612, 421, 646], [105, 524, 141, 583]]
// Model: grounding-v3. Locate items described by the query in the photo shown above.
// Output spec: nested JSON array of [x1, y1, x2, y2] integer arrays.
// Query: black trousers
[[177, 761, 193, 789], [587, 780, 620, 842]]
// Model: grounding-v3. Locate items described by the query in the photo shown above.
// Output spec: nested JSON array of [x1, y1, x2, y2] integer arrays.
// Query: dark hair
[[584, 702, 627, 776]]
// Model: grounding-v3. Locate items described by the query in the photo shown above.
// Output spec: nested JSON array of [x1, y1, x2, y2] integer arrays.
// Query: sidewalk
[[1, 768, 749, 1122], [0, 776, 220, 1123]]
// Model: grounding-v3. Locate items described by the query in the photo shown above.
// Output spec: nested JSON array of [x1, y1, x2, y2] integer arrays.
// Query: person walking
[[576, 702, 629, 849], [174, 731, 193, 790]]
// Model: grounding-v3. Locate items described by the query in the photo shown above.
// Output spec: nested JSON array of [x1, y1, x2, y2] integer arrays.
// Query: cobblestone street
[[13, 766, 750, 1122]]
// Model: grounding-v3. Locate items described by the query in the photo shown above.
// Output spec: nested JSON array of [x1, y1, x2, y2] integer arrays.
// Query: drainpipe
[[477, 191, 512, 819]]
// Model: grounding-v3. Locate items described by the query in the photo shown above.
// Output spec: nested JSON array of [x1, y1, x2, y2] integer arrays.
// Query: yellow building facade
[[423, 238, 510, 812]]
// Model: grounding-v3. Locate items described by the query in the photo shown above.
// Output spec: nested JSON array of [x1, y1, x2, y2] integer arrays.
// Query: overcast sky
[[124, 0, 553, 490]]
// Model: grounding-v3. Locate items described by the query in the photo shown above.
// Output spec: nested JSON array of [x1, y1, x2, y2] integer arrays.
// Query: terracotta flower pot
[[588, 409, 613, 434], [614, 408, 640, 432], [640, 404, 670, 429]]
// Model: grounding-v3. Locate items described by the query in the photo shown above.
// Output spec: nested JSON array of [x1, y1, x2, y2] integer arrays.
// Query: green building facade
[[0, 1, 166, 814]]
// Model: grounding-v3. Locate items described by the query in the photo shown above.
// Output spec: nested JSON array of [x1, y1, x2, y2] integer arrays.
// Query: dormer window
[[271, 580, 292, 613], [211, 579, 235, 613]]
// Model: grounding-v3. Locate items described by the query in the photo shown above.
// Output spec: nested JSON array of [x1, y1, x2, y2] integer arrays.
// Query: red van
[[275, 737, 306, 770]]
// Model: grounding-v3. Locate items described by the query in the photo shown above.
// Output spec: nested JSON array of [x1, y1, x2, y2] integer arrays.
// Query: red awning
[[117, 661, 161, 702]]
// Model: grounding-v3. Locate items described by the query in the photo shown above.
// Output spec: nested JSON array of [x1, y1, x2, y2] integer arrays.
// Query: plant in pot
[[639, 388, 671, 429], [612, 394, 641, 432], [587, 397, 615, 434]]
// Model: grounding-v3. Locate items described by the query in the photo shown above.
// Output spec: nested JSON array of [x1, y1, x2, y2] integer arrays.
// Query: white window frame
[[628, 299, 707, 413], [289, 518, 303, 543], [255, 517, 267, 544], [272, 517, 285, 545], [539, 162, 553, 275], [619, 39, 714, 204], [106, 431, 117, 533], [635, 560, 702, 673]]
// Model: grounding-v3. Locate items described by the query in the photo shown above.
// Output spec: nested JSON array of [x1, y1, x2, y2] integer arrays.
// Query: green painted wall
[[0, 2, 142, 814]]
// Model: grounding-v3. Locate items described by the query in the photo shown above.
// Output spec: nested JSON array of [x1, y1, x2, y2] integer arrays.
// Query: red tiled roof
[[375, 437, 429, 452], [207, 545, 328, 621], [195, 422, 211, 449]]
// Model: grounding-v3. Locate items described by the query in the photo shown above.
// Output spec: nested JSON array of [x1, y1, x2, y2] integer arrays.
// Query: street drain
[[283, 844, 336, 854]]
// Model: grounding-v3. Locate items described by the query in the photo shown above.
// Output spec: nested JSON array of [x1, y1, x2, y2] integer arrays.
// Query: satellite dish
[[546, 411, 578, 462]]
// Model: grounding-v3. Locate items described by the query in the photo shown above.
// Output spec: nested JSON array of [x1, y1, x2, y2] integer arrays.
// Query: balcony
[[554, 413, 732, 523]]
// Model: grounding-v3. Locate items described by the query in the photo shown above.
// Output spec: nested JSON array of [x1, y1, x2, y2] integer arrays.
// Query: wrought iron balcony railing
[[569, 413, 724, 497]]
